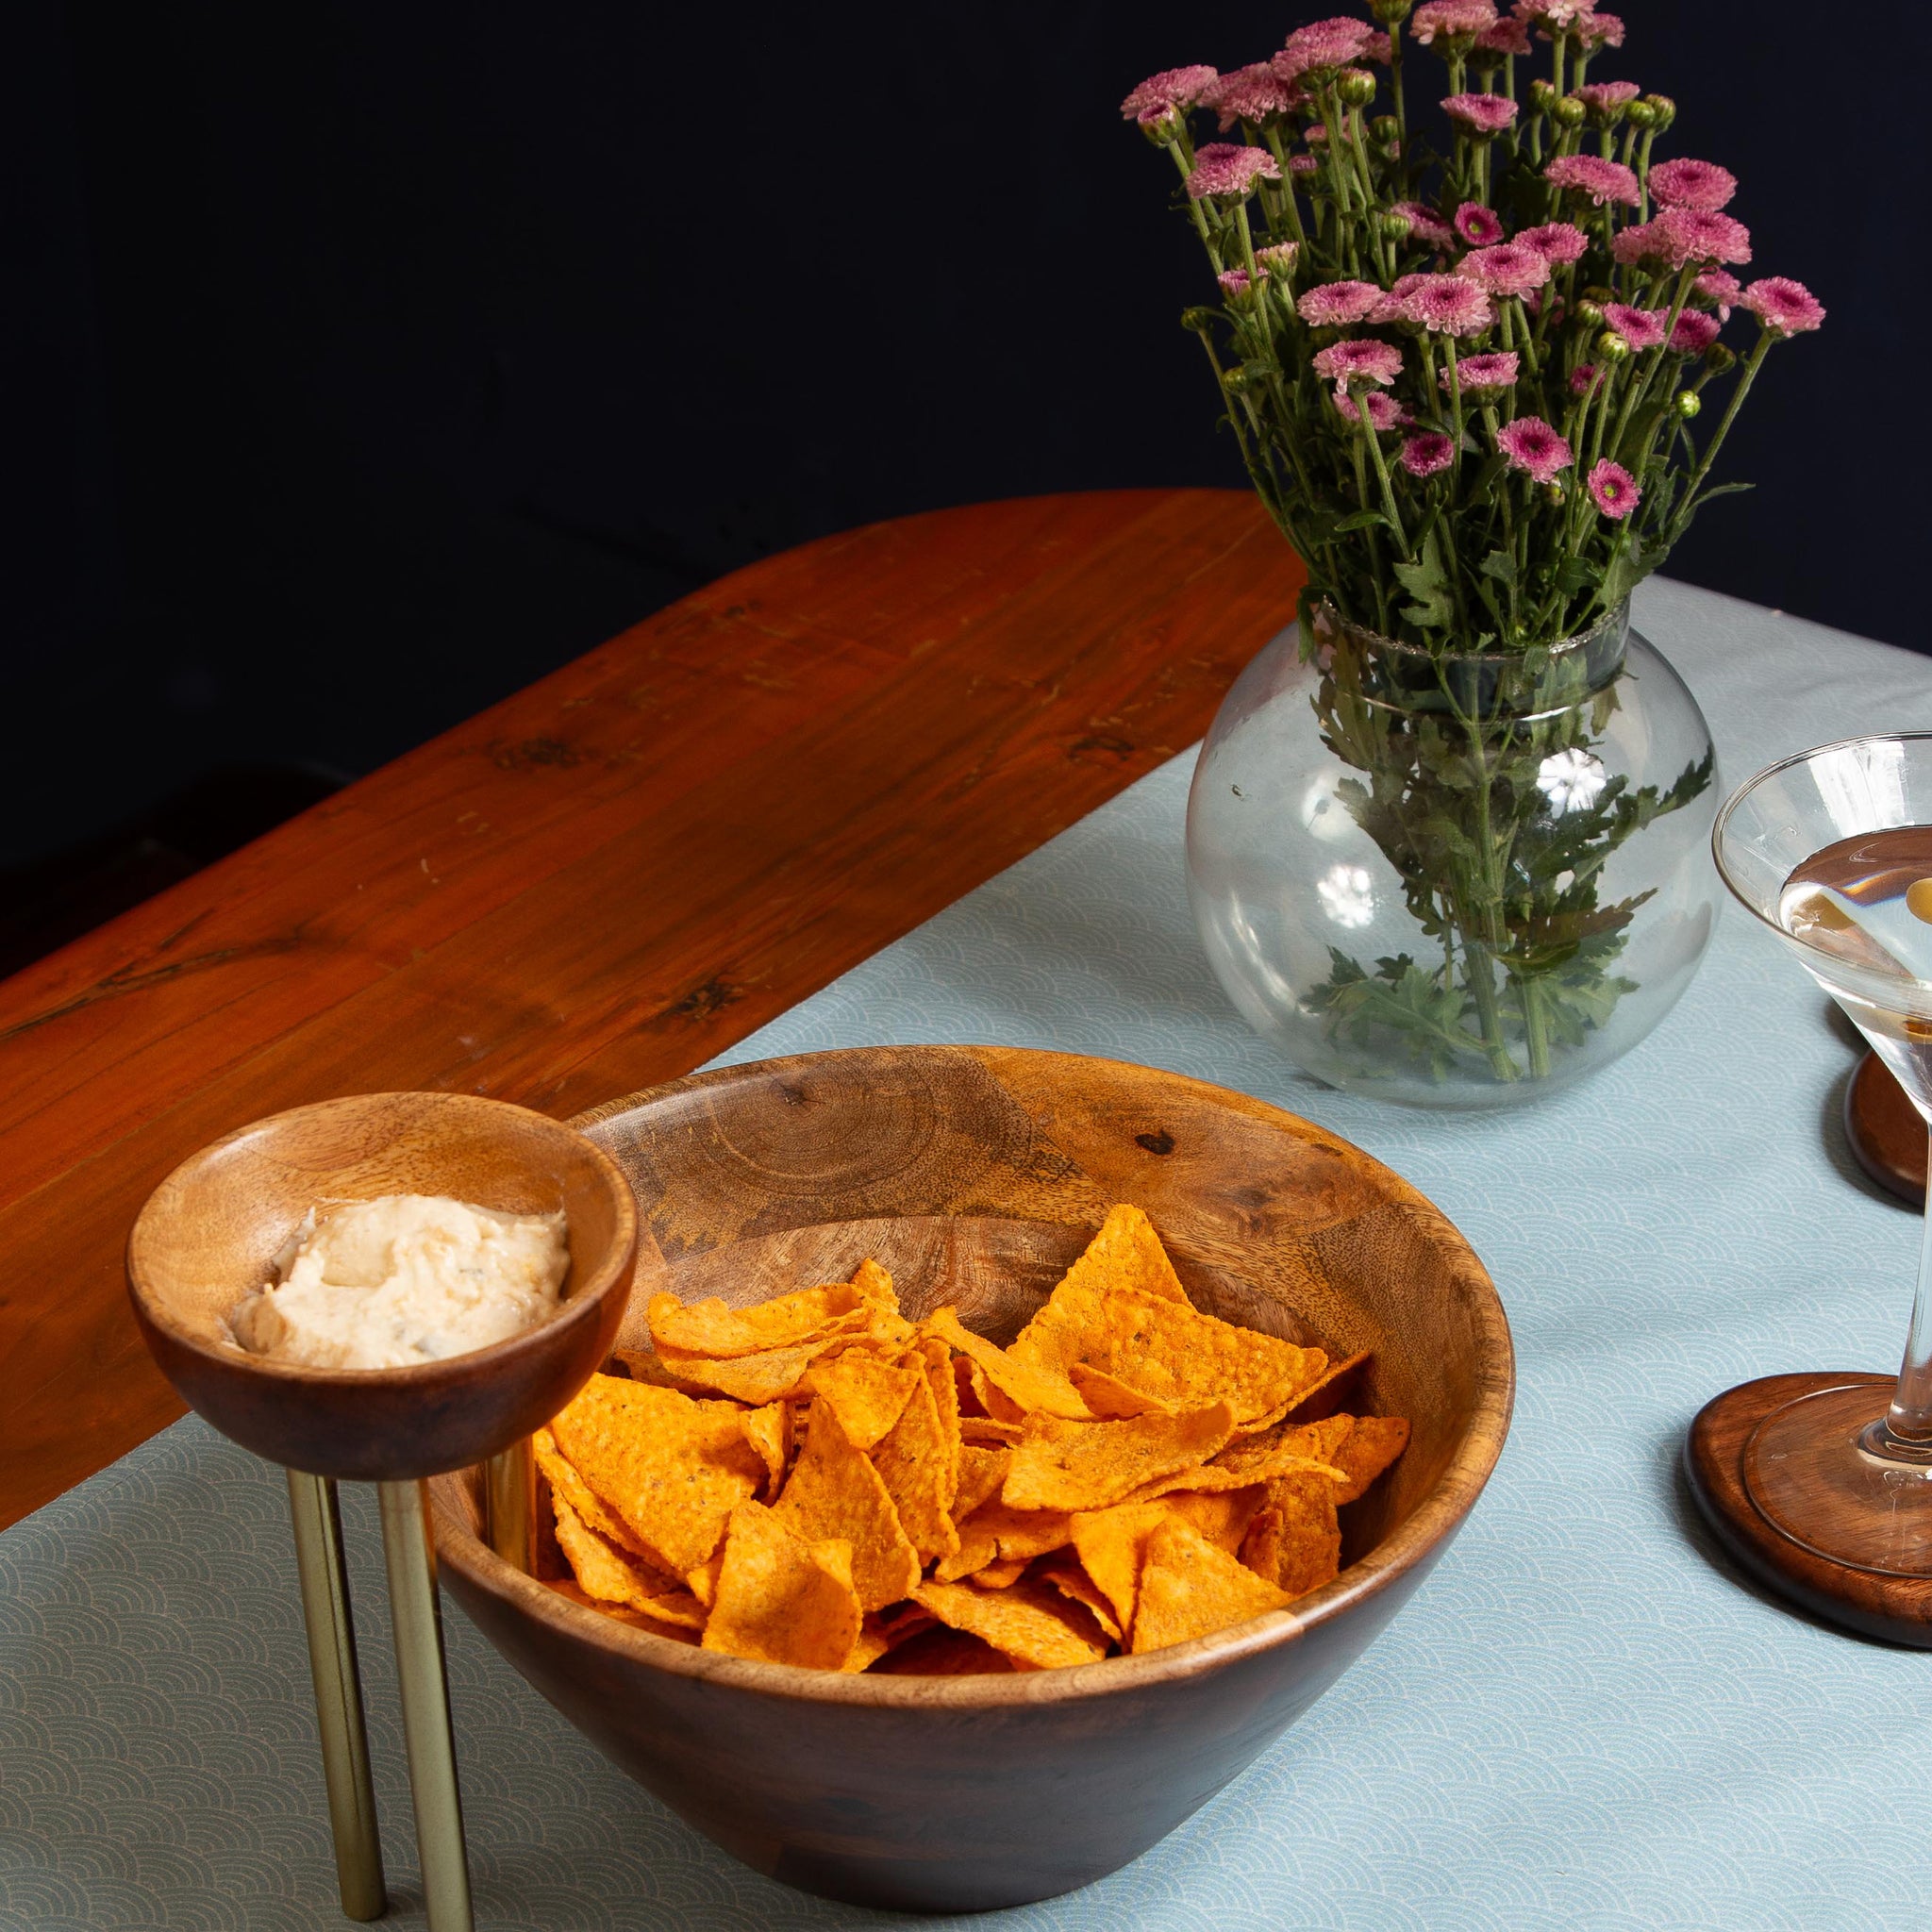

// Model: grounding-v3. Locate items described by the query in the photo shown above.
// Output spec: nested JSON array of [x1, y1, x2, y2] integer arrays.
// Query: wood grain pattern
[[1844, 1051, 1926, 1205], [125, 1091, 637, 1480], [430, 1046, 1514, 1911], [0, 490, 1306, 1528], [1686, 1371, 1932, 1647]]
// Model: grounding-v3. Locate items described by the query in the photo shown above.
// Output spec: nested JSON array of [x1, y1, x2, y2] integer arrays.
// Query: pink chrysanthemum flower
[[1443, 92, 1520, 135], [1136, 104, 1184, 139], [1516, 0, 1598, 29], [1570, 361, 1602, 396], [1741, 276, 1826, 336], [1477, 18, 1534, 54], [1603, 302, 1668, 349], [1401, 432, 1457, 477], [1517, 221, 1590, 265], [1363, 31, 1394, 63], [1660, 208, 1752, 265], [1186, 143, 1283, 201], [1121, 65, 1219, 119], [1693, 269, 1741, 320], [1587, 458, 1641, 519], [1218, 269, 1255, 301], [1311, 338, 1406, 391], [1446, 350, 1521, 391], [1289, 153, 1321, 175], [1668, 309, 1722, 354], [1278, 17, 1377, 78], [1333, 390, 1407, 429], [1455, 202, 1506, 245], [1256, 241, 1301, 277], [1578, 10, 1626, 46], [1393, 201, 1458, 248], [1402, 274, 1495, 336], [1544, 154, 1641, 208], [1457, 242, 1552, 297], [1495, 415, 1574, 482], [1610, 219, 1690, 271], [1648, 158, 1739, 211], [1412, 0, 1500, 46], [1200, 63, 1300, 130], [1576, 80, 1640, 111], [1298, 279, 1386, 326]]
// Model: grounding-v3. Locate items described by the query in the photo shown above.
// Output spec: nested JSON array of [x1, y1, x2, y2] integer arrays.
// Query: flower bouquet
[[1130, 1, 1824, 1096]]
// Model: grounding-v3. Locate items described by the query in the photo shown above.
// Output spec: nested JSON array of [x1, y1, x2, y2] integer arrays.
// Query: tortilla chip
[[913, 1334, 962, 1507], [1328, 1413, 1410, 1504], [868, 1627, 1018, 1675], [772, 1398, 922, 1611], [648, 1282, 870, 1357], [850, 1257, 898, 1309], [549, 1374, 766, 1576], [1119, 1448, 1343, 1506], [913, 1576, 1109, 1670], [1241, 1469, 1341, 1598], [610, 1347, 706, 1392], [740, 1401, 791, 1496], [1163, 1485, 1268, 1554], [686, 1548, 724, 1607], [959, 1415, 1024, 1445], [952, 1444, 1011, 1524], [1002, 1402, 1236, 1513], [701, 1501, 862, 1669], [869, 1366, 959, 1565], [934, 1497, 1072, 1581], [1067, 1501, 1171, 1635], [844, 1603, 936, 1672], [1241, 1349, 1370, 1433], [546, 1576, 703, 1643], [1130, 1518, 1294, 1655], [534, 1425, 655, 1563], [1068, 1362, 1175, 1418], [1031, 1550, 1124, 1643], [925, 1307, 1091, 1421], [802, 1351, 923, 1452], [549, 1485, 709, 1628], [969, 1556, 1031, 1589]]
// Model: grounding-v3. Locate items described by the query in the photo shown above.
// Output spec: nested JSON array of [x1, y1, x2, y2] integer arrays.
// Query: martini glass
[[1713, 733, 1932, 1577]]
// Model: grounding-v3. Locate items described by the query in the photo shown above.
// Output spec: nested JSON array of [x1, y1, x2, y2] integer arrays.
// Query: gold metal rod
[[377, 1479, 475, 1932], [285, 1468, 388, 1922], [483, 1437, 536, 1574]]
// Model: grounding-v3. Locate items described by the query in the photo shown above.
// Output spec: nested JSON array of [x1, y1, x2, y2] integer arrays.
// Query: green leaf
[[1479, 547, 1518, 588], [1335, 508, 1398, 534]]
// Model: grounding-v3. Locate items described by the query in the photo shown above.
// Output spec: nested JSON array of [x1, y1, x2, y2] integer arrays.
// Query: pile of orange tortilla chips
[[535, 1204, 1407, 1673]]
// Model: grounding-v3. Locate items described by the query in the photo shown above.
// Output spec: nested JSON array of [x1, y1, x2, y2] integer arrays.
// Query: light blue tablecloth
[[6, 578, 1932, 1931]]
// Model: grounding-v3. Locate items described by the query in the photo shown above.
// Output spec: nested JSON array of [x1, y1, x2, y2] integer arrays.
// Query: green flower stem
[[1234, 200, 1261, 282], [1261, 127, 1307, 242], [1389, 23, 1408, 162], [1674, 330, 1772, 530], [1443, 335, 1467, 490], [1354, 386, 1409, 553]]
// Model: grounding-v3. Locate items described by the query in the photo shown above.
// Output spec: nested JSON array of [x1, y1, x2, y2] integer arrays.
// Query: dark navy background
[[6, 3, 1924, 919]]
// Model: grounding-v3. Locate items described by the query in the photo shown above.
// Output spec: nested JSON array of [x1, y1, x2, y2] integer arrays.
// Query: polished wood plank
[[0, 489, 1305, 1527]]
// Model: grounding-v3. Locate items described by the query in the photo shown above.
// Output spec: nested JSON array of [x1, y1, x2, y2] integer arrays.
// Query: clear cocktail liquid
[[1781, 827, 1932, 1116]]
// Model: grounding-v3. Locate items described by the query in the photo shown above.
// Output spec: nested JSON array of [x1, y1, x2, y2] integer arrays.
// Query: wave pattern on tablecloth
[[5, 578, 1931, 1931]]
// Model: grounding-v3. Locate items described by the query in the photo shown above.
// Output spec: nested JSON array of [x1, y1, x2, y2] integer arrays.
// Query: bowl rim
[[433, 1045, 1515, 1708], [126, 1090, 640, 1388]]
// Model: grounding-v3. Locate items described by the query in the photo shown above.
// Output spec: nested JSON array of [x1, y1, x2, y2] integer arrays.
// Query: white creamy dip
[[230, 1193, 570, 1369]]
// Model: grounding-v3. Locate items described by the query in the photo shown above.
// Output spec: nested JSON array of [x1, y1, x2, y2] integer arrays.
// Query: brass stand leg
[[376, 1480, 475, 1932], [483, 1437, 536, 1574], [285, 1470, 388, 1922]]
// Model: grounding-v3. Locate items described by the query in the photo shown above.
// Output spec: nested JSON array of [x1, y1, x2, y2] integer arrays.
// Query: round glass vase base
[[1687, 1373, 1932, 1647], [1186, 606, 1723, 1112]]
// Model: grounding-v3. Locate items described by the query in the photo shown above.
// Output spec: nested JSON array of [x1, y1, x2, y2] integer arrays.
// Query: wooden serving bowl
[[429, 1047, 1512, 1911], [127, 1091, 638, 1481]]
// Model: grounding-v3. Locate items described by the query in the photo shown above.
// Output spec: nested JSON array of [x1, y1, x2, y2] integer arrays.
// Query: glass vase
[[1186, 600, 1722, 1108]]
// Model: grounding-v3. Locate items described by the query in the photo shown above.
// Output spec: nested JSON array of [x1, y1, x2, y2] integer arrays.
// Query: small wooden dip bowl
[[127, 1091, 638, 1481], [429, 1047, 1513, 1912]]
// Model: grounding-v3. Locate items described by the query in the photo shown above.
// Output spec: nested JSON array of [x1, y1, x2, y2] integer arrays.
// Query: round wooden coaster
[[1844, 1052, 1925, 1206], [1686, 1372, 1932, 1647]]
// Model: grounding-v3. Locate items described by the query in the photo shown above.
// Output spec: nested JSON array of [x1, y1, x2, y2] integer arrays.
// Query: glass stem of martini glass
[[1873, 1137, 1932, 1458]]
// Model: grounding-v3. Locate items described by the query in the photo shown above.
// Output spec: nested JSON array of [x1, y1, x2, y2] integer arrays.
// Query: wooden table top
[[0, 488, 1304, 1530]]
